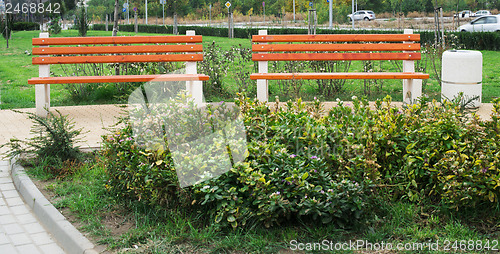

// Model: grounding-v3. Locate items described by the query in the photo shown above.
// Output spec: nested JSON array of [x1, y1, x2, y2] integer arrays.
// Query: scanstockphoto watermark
[[289, 239, 499, 252], [128, 69, 248, 188]]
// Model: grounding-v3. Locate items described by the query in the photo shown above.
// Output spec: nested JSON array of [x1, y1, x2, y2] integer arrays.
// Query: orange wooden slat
[[33, 54, 203, 65], [252, 34, 420, 42], [252, 43, 420, 52], [32, 35, 203, 46], [32, 44, 203, 55], [28, 74, 210, 84], [250, 72, 430, 80], [252, 52, 421, 61]]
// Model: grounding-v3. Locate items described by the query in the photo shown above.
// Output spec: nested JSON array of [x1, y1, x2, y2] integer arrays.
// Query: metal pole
[[145, 0, 148, 24], [352, 0, 354, 29], [209, 4, 212, 26], [263, 2, 265, 27], [127, 0, 129, 24], [440, 7, 445, 48], [329, 0, 332, 29], [293, 0, 295, 22]]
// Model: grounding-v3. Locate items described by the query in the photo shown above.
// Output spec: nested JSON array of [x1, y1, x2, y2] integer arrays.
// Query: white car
[[347, 10, 376, 21], [455, 10, 474, 18], [474, 10, 491, 17], [458, 15, 500, 32]]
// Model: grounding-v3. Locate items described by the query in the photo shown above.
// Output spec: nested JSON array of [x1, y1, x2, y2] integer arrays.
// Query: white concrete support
[[257, 30, 269, 102], [185, 30, 203, 106], [36, 32, 50, 117], [402, 29, 422, 104]]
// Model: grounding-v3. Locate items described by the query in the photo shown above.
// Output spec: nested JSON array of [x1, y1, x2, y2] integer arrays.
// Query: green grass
[[25, 155, 500, 253], [1, 30, 499, 110]]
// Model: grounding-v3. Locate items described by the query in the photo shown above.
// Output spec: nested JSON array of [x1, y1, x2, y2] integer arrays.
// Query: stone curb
[[9, 157, 99, 254]]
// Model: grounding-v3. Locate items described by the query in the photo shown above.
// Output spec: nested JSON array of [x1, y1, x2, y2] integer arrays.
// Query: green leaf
[[227, 215, 236, 222], [302, 172, 309, 180]]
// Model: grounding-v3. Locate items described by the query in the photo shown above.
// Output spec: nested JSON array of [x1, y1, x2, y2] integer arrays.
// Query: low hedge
[[102, 93, 500, 229], [92, 23, 500, 51], [12, 22, 39, 31]]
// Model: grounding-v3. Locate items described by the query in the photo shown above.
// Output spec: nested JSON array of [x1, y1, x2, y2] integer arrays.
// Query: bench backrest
[[32, 35, 204, 65], [252, 33, 422, 62]]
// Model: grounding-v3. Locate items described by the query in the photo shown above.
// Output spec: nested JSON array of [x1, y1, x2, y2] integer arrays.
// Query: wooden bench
[[250, 29, 429, 104], [28, 30, 208, 117]]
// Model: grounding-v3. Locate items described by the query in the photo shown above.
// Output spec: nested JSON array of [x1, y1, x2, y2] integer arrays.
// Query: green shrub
[[48, 18, 61, 35], [1, 110, 83, 167], [102, 94, 500, 229], [11, 21, 39, 31], [102, 95, 370, 229]]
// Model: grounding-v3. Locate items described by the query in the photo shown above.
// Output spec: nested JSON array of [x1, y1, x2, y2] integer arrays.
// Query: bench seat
[[31, 31, 207, 117], [28, 74, 209, 85], [252, 29, 429, 104], [250, 72, 429, 80]]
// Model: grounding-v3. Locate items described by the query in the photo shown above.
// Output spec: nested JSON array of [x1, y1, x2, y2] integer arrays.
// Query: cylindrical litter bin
[[441, 50, 482, 108]]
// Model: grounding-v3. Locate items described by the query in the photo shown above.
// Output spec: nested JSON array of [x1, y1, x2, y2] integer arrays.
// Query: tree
[[112, 0, 119, 36]]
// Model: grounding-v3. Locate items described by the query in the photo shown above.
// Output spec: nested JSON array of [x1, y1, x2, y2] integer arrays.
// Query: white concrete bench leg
[[36, 32, 50, 117], [185, 30, 203, 106], [403, 29, 422, 104], [257, 30, 269, 102]]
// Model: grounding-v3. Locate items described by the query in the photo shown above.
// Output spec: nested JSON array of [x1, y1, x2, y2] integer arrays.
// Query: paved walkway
[[0, 160, 64, 254]]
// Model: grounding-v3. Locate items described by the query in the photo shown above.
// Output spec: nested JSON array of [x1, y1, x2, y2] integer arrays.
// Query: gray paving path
[[0, 161, 65, 254]]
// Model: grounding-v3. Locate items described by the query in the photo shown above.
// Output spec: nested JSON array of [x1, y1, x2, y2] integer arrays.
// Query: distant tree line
[[4, 0, 500, 24]]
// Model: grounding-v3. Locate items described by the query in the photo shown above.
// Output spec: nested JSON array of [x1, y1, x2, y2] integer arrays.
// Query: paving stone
[[0, 206, 10, 216], [2, 190, 19, 199], [31, 232, 54, 246], [0, 183, 16, 191], [9, 233, 32, 246], [2, 223, 25, 235], [0, 243, 18, 254], [5, 197, 24, 207], [10, 205, 30, 216], [0, 232, 10, 245], [16, 213, 37, 225], [23, 222, 45, 234], [16, 243, 42, 254], [39, 243, 65, 254], [0, 214, 16, 225], [0, 178, 12, 184]]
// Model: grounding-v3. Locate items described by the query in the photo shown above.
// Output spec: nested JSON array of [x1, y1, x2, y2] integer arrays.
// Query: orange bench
[[250, 29, 429, 103], [28, 31, 208, 117]]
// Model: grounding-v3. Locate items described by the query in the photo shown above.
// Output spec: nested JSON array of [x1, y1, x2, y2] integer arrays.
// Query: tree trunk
[[112, 0, 119, 36]]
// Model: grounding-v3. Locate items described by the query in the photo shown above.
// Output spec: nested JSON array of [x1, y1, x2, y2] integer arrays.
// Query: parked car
[[454, 10, 474, 18], [474, 10, 491, 17], [458, 15, 500, 32], [347, 10, 376, 21]]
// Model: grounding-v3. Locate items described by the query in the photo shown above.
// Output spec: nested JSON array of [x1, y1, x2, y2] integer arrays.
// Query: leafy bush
[[1, 110, 83, 168], [11, 21, 39, 31], [102, 94, 370, 229], [48, 18, 61, 35], [102, 93, 500, 229]]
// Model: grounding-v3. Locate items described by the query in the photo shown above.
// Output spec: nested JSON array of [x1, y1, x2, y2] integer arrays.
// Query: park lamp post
[[145, 0, 148, 24]]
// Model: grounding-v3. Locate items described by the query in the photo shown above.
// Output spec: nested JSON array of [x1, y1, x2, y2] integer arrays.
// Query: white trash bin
[[441, 50, 482, 108]]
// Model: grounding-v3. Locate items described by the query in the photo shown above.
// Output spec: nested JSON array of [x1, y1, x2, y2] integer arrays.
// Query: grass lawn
[[27, 155, 500, 253], [1, 30, 499, 110]]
